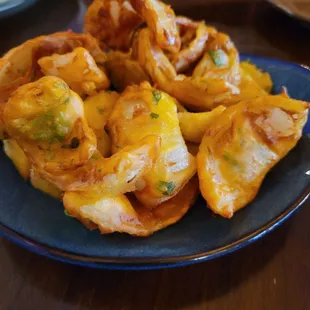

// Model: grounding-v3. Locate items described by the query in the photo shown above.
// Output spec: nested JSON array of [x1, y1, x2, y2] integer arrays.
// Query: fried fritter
[[197, 95, 309, 218], [63, 176, 198, 236], [108, 82, 196, 207], [38, 47, 110, 96]]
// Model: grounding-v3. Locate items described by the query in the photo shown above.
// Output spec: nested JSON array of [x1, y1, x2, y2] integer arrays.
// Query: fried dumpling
[[197, 95, 309, 218]]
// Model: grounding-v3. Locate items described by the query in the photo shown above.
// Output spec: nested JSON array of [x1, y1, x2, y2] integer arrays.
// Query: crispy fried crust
[[197, 95, 309, 218], [0, 31, 105, 103], [108, 82, 196, 207], [63, 177, 199, 236]]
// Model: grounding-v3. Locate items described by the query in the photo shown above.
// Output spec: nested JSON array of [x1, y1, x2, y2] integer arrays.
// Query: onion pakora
[[170, 22, 210, 73], [63, 176, 198, 236], [0, 0, 308, 237], [84, 0, 143, 51], [133, 27, 177, 93], [178, 105, 226, 143], [38, 47, 110, 96], [4, 76, 160, 198], [3, 139, 31, 180], [193, 32, 240, 86], [108, 82, 196, 207], [85, 0, 181, 53], [197, 95, 309, 218], [0, 31, 106, 103], [30, 167, 62, 199]]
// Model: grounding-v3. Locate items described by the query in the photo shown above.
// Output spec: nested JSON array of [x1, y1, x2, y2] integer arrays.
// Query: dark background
[[0, 0, 310, 309]]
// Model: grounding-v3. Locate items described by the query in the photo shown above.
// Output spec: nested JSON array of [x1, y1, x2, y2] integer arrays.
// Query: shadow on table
[[2, 217, 292, 310]]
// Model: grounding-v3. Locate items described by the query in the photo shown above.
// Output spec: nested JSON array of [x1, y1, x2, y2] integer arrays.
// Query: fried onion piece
[[170, 75, 240, 111], [171, 70, 269, 111], [197, 95, 309, 218], [170, 22, 210, 73], [133, 28, 243, 111], [130, 0, 181, 53], [106, 50, 150, 92], [221, 71, 268, 105], [133, 28, 176, 93], [84, 0, 143, 51], [63, 177, 198, 236], [38, 47, 110, 96], [84, 90, 119, 156], [4, 76, 160, 197], [240, 61, 273, 93], [84, 0, 180, 52], [4, 76, 83, 140], [95, 129, 112, 158], [193, 32, 241, 86], [107, 82, 196, 207], [3, 138, 62, 198], [84, 90, 119, 131], [30, 167, 62, 199], [178, 105, 226, 143], [46, 135, 161, 195], [0, 31, 106, 103], [3, 76, 97, 178], [3, 139, 31, 180]]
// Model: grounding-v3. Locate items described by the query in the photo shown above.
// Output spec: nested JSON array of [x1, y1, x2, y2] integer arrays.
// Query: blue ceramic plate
[[0, 0, 39, 19], [0, 55, 309, 270]]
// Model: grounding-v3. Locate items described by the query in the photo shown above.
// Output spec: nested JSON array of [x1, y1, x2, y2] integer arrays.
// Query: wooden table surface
[[0, 0, 309, 309]]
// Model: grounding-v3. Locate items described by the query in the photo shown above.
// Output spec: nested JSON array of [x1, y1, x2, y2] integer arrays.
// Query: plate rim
[[0, 0, 39, 19], [266, 0, 310, 23], [0, 54, 309, 270], [0, 189, 309, 270]]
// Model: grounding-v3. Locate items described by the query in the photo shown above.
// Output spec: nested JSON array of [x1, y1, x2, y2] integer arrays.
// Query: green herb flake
[[150, 112, 159, 119], [30, 110, 71, 143], [158, 181, 176, 196], [98, 168, 102, 172], [64, 209, 73, 217], [223, 152, 239, 167], [208, 49, 228, 67], [116, 144, 123, 149], [152, 90, 162, 105], [55, 81, 67, 89], [33, 131, 50, 141], [97, 107, 104, 115]]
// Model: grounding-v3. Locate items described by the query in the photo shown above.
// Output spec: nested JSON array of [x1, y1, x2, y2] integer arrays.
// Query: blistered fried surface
[[63, 177, 198, 236], [38, 47, 110, 96], [108, 82, 196, 207], [197, 95, 309, 218], [0, 31, 106, 103]]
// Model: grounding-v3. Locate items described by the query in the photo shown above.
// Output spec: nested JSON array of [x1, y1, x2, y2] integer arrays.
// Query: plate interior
[[0, 55, 309, 266]]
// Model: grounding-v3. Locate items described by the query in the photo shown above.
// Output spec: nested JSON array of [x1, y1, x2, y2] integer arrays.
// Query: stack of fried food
[[0, 0, 308, 236]]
